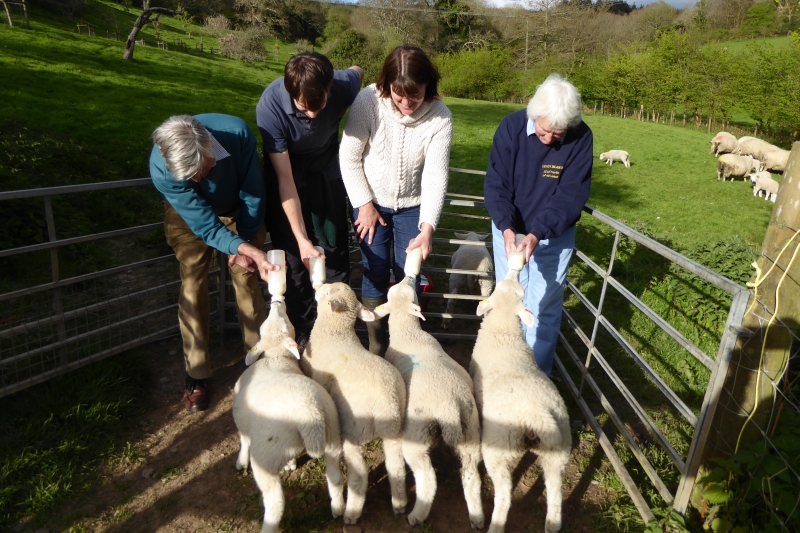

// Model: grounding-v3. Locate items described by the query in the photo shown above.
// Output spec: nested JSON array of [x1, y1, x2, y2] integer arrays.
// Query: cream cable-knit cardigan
[[339, 84, 453, 230]]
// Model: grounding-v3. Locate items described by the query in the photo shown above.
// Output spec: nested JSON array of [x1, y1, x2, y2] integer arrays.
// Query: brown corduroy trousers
[[164, 202, 267, 379]]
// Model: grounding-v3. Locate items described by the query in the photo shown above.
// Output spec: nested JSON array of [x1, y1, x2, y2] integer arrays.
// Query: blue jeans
[[353, 204, 422, 299], [492, 222, 575, 376]]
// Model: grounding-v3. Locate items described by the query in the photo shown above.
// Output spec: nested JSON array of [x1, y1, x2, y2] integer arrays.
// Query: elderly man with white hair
[[484, 74, 593, 377], [150, 114, 278, 412]]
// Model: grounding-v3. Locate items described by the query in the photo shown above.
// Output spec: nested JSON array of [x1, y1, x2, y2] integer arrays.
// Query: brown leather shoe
[[183, 377, 209, 412]]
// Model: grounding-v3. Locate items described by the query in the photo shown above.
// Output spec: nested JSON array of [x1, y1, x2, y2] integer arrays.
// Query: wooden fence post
[[698, 143, 800, 497]]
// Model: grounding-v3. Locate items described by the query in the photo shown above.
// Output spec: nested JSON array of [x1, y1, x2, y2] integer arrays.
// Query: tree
[[123, 6, 177, 60], [774, 0, 799, 28]]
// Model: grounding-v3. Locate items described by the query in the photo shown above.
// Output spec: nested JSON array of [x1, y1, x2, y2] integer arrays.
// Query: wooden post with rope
[[696, 142, 800, 500]]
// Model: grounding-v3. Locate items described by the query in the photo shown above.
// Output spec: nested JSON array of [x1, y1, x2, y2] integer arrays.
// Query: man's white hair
[[152, 115, 214, 180], [526, 74, 582, 131]]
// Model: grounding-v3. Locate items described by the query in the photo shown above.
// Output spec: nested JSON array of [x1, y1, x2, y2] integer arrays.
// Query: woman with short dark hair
[[339, 45, 453, 355]]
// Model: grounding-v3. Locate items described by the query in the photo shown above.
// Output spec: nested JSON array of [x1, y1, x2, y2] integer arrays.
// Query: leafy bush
[[203, 14, 230, 38], [218, 26, 269, 62], [436, 47, 521, 101]]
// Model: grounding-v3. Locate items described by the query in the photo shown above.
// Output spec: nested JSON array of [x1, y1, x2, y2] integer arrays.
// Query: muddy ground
[[32, 297, 617, 533]]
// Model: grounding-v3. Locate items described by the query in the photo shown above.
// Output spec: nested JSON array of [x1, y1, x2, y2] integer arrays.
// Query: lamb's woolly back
[[233, 301, 345, 532], [375, 279, 484, 529], [302, 282, 409, 524], [470, 275, 571, 533], [444, 231, 495, 330]]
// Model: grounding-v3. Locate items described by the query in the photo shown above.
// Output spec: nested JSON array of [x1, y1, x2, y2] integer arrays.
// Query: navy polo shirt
[[255, 69, 361, 157]]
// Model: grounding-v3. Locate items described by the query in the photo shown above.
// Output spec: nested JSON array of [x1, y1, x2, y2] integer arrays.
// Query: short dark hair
[[375, 45, 439, 102], [284, 52, 334, 112]]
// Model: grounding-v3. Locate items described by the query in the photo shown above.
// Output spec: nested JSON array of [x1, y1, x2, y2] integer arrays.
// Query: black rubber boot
[[361, 296, 388, 356]]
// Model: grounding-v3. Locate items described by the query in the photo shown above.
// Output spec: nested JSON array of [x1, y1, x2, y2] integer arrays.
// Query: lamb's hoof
[[234, 460, 247, 471], [392, 504, 407, 515], [544, 518, 562, 533], [282, 458, 297, 472], [407, 514, 421, 526], [343, 513, 361, 525], [470, 517, 485, 530]]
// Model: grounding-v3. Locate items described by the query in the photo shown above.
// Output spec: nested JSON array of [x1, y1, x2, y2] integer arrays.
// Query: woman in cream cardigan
[[339, 45, 453, 355]]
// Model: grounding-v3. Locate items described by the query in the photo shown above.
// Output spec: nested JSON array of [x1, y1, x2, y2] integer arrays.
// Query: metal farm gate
[[0, 169, 751, 522]]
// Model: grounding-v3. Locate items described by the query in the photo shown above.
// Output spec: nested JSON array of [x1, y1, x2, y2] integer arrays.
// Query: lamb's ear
[[359, 307, 376, 322], [245, 344, 264, 366], [518, 308, 535, 328], [283, 338, 300, 360], [477, 233, 489, 241], [410, 304, 425, 321], [372, 304, 390, 319], [476, 299, 493, 316], [454, 231, 468, 240]]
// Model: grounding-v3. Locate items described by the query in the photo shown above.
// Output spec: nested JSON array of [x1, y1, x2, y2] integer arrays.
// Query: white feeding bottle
[[309, 246, 326, 289], [508, 233, 526, 271], [404, 238, 422, 278], [267, 249, 286, 300]]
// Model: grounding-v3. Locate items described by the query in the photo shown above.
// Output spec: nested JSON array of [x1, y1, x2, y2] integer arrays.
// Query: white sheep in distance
[[302, 282, 407, 525], [762, 149, 790, 173], [710, 132, 738, 156], [598, 150, 631, 167], [717, 154, 761, 181], [373, 279, 484, 528], [471, 273, 571, 533], [750, 172, 779, 202], [233, 300, 345, 533], [737, 136, 780, 161], [443, 231, 495, 330]]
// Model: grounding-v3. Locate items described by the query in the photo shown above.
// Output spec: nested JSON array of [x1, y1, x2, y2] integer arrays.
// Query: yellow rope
[[735, 235, 800, 453]]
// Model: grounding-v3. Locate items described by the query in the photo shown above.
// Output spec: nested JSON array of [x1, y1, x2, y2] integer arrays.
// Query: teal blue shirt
[[150, 114, 265, 255]]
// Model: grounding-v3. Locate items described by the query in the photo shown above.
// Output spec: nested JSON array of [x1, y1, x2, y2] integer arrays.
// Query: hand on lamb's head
[[373, 281, 425, 321], [476, 279, 534, 327], [315, 282, 376, 322], [245, 301, 299, 365]]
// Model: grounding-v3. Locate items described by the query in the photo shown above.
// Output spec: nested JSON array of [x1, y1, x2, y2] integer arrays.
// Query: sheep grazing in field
[[233, 301, 345, 533], [302, 282, 407, 525], [710, 132, 738, 156], [762, 149, 790, 173], [470, 273, 571, 533], [374, 279, 484, 528], [598, 150, 630, 167], [750, 172, 779, 202], [443, 231, 494, 330], [717, 154, 761, 181], [737, 136, 780, 161]]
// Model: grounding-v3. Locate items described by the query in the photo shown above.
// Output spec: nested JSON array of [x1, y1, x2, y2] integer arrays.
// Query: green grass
[[0, 351, 150, 528], [704, 35, 793, 54]]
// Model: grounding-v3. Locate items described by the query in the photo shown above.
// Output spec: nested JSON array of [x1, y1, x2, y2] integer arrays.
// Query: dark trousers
[[265, 178, 351, 334]]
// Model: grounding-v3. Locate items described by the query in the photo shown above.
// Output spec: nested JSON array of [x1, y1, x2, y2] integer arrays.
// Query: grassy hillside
[[1, 5, 778, 253]]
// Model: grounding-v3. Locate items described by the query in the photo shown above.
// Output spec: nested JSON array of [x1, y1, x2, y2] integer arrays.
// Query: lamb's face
[[260, 301, 295, 344], [315, 282, 362, 321]]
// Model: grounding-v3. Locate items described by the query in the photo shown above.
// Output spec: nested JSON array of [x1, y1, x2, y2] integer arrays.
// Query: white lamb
[[717, 154, 761, 181], [301, 282, 407, 525], [471, 274, 571, 533], [233, 300, 345, 533], [443, 231, 495, 330], [737, 136, 779, 161], [373, 279, 484, 528], [598, 150, 630, 167], [709, 132, 738, 156], [761, 149, 790, 173], [750, 172, 779, 202]]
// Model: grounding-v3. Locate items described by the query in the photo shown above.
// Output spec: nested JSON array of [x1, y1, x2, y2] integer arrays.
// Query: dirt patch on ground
[[36, 318, 615, 533]]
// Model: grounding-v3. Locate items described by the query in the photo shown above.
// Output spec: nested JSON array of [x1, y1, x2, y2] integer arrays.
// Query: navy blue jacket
[[484, 110, 593, 241]]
